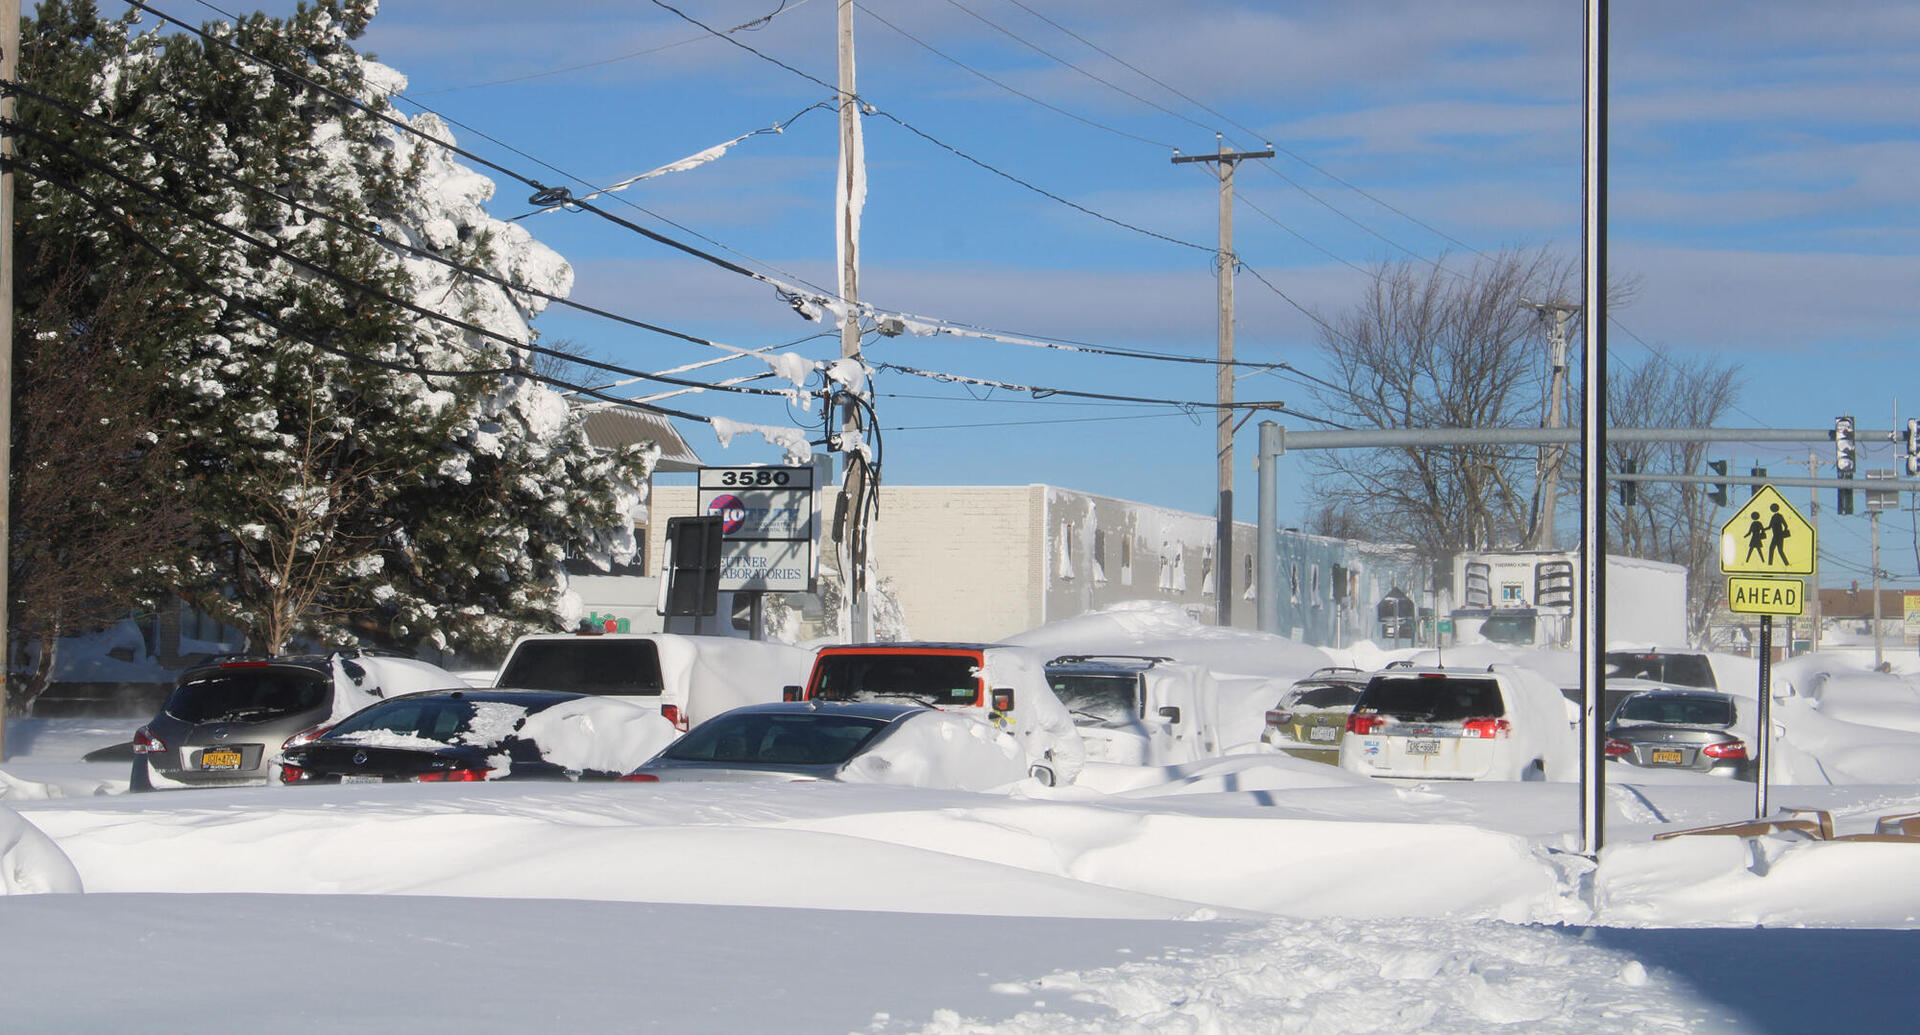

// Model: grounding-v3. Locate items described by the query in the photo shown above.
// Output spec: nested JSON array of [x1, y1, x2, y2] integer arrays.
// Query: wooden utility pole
[[1521, 299, 1580, 549], [835, 0, 869, 641], [1173, 139, 1270, 627], [1, 0, 18, 757]]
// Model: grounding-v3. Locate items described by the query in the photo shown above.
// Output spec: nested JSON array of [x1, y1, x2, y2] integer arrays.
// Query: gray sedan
[[1604, 689, 1753, 779]]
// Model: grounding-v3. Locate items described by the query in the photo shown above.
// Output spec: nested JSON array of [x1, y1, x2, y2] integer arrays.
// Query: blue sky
[[144, 0, 1918, 587]]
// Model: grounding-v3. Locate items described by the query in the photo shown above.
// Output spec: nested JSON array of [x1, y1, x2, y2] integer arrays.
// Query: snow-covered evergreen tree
[[16, 0, 651, 655]]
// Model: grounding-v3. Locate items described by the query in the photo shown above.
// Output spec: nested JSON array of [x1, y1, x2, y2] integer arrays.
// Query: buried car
[[1604, 689, 1754, 779], [277, 688, 677, 784], [131, 652, 469, 791], [1043, 654, 1221, 765], [624, 700, 1044, 790], [1261, 667, 1369, 760], [1338, 665, 1578, 782]]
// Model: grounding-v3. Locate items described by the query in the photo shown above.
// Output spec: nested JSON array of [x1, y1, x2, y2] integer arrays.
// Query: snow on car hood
[[837, 710, 1028, 791], [517, 698, 681, 775]]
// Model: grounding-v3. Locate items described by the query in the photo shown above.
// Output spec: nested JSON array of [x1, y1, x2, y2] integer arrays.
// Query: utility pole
[[835, 0, 870, 642], [0, 0, 18, 758], [1173, 138, 1270, 627], [1808, 452, 1822, 651], [1521, 299, 1579, 550], [1871, 509, 1884, 669]]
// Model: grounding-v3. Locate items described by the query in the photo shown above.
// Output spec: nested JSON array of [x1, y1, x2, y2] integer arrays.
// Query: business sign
[[1905, 591, 1920, 643], [1719, 485, 1815, 577], [1727, 575, 1806, 617], [696, 466, 816, 592]]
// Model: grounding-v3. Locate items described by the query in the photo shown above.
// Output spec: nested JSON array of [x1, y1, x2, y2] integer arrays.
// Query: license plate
[[1651, 748, 1685, 765], [199, 749, 244, 771], [1407, 739, 1440, 755], [340, 774, 383, 785], [1309, 726, 1338, 743]]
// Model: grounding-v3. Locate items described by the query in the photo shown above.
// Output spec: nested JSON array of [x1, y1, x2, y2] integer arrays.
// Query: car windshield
[[662, 712, 888, 766], [165, 669, 329, 724], [1604, 652, 1717, 689], [811, 653, 981, 707], [1615, 694, 1734, 727], [1287, 684, 1363, 710], [1355, 676, 1505, 722], [496, 639, 665, 695], [1048, 674, 1140, 724], [1479, 614, 1536, 645], [324, 696, 535, 747]]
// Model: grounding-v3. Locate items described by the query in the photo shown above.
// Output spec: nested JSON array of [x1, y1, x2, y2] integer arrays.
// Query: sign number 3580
[[719, 470, 791, 487]]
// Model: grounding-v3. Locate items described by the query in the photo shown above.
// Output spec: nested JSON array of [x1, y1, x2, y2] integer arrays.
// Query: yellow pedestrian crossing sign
[[1719, 485, 1815, 576]]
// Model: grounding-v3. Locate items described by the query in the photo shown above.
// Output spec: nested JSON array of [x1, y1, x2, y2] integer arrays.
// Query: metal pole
[[0, 0, 17, 758], [1257, 422, 1279, 634], [1872, 509, 1883, 668], [1809, 453, 1822, 652], [1756, 614, 1772, 818], [1579, 0, 1610, 858]]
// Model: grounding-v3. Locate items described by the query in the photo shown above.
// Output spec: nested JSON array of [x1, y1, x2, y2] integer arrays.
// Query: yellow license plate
[[1651, 748, 1684, 765], [200, 749, 244, 771]]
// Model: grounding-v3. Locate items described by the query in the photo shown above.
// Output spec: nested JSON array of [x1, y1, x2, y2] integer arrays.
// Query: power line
[[873, 360, 1284, 411]]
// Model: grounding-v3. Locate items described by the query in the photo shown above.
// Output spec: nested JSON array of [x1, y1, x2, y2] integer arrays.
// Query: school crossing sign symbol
[[1720, 484, 1813, 616]]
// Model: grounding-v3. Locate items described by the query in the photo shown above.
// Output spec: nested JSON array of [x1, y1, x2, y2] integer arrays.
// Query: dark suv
[[130, 652, 463, 791]]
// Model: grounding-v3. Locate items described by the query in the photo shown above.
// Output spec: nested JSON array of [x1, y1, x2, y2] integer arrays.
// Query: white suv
[[1337, 665, 1576, 782]]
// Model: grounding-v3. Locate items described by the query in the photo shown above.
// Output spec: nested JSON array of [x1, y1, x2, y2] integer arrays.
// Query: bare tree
[[1306, 248, 1579, 573], [1606, 347, 1744, 642], [9, 258, 187, 715]]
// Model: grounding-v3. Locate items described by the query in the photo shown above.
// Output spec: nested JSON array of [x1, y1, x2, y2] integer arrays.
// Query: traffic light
[[1707, 459, 1728, 507], [1749, 467, 1766, 498], [1834, 416, 1857, 473], [1838, 473, 1855, 515], [1619, 458, 1637, 507], [1906, 417, 1919, 477]]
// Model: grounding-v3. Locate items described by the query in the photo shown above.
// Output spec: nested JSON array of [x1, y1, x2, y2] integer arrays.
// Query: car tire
[[1521, 759, 1547, 782], [129, 757, 154, 793]]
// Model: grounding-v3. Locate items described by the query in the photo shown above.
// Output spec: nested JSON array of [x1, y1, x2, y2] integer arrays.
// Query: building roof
[[578, 406, 703, 473]]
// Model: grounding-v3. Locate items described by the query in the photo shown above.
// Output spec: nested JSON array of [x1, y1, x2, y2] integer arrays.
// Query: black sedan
[[278, 688, 614, 784], [1604, 689, 1754, 780]]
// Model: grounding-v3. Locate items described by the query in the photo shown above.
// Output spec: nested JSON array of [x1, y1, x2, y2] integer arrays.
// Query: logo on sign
[[707, 493, 747, 534]]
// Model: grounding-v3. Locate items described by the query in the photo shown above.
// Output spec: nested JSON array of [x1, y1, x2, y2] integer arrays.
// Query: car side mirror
[[1026, 764, 1056, 787], [1158, 705, 1182, 724], [782, 685, 803, 702], [991, 688, 1015, 712]]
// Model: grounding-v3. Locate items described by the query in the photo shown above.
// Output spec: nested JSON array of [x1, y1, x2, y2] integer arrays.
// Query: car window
[[1479, 614, 1535, 645], [1355, 675, 1505, 722], [812, 653, 981, 707], [663, 712, 888, 766], [1615, 694, 1733, 727], [323, 696, 513, 743], [1048, 674, 1139, 724], [1604, 652, 1716, 689], [165, 669, 329, 724], [497, 639, 665, 695], [1289, 684, 1363, 710]]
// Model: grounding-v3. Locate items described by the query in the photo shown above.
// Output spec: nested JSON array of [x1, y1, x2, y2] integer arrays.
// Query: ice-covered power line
[[874, 361, 1285, 412]]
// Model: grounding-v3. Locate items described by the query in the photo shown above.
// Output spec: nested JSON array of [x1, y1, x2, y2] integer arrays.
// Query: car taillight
[[1265, 710, 1294, 726], [1462, 718, 1511, 739], [414, 768, 491, 783], [282, 723, 334, 751], [661, 704, 689, 732], [1702, 741, 1748, 760], [279, 764, 310, 783], [1346, 713, 1386, 735], [1604, 738, 1633, 757], [132, 727, 165, 754], [617, 773, 660, 783]]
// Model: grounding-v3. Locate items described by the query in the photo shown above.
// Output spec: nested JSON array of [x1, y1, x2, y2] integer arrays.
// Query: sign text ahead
[[1727, 575, 1806, 616]]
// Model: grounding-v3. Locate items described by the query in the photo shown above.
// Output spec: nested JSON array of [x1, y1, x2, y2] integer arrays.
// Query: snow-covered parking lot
[[5, 607, 1920, 1032]]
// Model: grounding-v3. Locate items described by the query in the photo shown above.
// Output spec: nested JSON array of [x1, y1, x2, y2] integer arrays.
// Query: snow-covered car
[[1261, 667, 1369, 759], [1604, 689, 1753, 779], [623, 700, 1043, 790], [1338, 665, 1578, 782], [130, 652, 469, 791], [277, 688, 678, 784], [793, 642, 1085, 784], [1044, 654, 1221, 765], [1604, 650, 1718, 689], [492, 631, 814, 732]]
